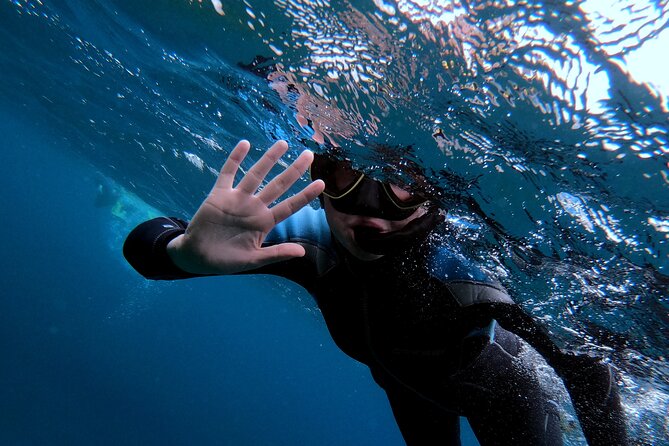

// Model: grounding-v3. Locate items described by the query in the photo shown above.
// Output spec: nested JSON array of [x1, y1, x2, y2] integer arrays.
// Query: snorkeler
[[123, 139, 628, 445]]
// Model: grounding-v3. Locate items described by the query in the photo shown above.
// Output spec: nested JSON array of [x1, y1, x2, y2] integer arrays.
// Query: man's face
[[323, 196, 425, 261]]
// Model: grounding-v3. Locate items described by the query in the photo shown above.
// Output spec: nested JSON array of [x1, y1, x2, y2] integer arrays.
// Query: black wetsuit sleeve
[[462, 302, 629, 446], [123, 217, 204, 280], [122, 215, 321, 284]]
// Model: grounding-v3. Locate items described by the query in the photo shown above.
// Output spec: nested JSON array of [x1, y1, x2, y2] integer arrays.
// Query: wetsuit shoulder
[[264, 206, 338, 276], [426, 245, 514, 306]]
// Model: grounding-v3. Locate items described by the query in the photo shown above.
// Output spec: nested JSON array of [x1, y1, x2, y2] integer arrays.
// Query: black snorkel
[[352, 206, 443, 256]]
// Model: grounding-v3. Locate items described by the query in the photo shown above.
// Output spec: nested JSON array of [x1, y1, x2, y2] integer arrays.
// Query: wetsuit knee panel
[[458, 320, 520, 370]]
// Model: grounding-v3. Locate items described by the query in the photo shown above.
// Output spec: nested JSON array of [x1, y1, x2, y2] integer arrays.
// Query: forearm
[[123, 217, 206, 280]]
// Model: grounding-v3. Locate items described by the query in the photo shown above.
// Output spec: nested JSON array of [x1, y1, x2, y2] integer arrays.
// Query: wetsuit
[[124, 207, 627, 446]]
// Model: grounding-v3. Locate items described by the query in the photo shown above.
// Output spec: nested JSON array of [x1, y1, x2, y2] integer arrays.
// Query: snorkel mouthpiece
[[353, 208, 444, 256]]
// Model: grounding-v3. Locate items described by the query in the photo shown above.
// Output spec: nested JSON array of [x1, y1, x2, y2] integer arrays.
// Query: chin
[[350, 244, 384, 261]]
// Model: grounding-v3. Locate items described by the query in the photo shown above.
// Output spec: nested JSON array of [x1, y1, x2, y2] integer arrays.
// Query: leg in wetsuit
[[374, 322, 563, 446], [386, 384, 462, 445], [457, 324, 563, 446]]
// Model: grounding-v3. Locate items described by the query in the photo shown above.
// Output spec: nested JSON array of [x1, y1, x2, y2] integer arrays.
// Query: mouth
[[353, 225, 386, 243], [352, 223, 386, 241], [352, 218, 388, 232], [354, 224, 381, 232], [351, 208, 442, 256]]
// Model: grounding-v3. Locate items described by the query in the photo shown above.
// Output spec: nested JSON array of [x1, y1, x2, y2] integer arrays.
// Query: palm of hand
[[169, 140, 324, 275]]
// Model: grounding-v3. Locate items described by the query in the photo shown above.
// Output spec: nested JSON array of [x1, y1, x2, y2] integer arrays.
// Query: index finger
[[214, 140, 251, 190], [236, 140, 289, 194], [270, 179, 325, 224], [256, 149, 314, 205]]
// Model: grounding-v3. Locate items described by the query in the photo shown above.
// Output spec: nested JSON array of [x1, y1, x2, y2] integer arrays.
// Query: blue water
[[2, 0, 668, 445], [0, 110, 419, 444]]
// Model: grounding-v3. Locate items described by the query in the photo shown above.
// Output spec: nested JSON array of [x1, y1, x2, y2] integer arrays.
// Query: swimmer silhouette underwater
[[124, 139, 629, 445]]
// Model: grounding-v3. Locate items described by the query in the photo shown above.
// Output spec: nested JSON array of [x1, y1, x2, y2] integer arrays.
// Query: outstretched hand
[[166, 139, 325, 275]]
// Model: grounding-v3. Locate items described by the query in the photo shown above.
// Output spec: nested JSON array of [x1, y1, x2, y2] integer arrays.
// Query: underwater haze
[[1, 0, 668, 445]]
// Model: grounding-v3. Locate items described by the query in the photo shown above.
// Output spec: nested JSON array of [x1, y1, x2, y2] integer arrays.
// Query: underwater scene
[[1, 0, 667, 445]]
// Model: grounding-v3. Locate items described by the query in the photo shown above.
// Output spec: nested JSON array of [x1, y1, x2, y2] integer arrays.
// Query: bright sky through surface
[[373, 0, 669, 112], [581, 0, 669, 109], [625, 27, 669, 98]]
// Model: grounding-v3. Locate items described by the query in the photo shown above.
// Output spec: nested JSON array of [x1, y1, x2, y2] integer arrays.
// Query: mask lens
[[388, 184, 414, 202], [311, 154, 364, 198], [385, 183, 428, 209], [312, 153, 429, 212]]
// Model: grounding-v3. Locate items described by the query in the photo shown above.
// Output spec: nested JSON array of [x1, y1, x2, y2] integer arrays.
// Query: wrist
[[166, 234, 198, 273]]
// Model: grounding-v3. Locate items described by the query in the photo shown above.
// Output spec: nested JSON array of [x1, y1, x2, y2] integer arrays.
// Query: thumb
[[254, 243, 307, 267]]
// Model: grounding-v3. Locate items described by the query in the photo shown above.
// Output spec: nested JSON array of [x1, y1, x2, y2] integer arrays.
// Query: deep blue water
[[0, 109, 423, 444], [2, 0, 668, 445]]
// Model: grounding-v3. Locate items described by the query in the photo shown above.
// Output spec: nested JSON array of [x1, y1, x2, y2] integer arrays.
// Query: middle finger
[[257, 149, 314, 204], [236, 140, 289, 194]]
